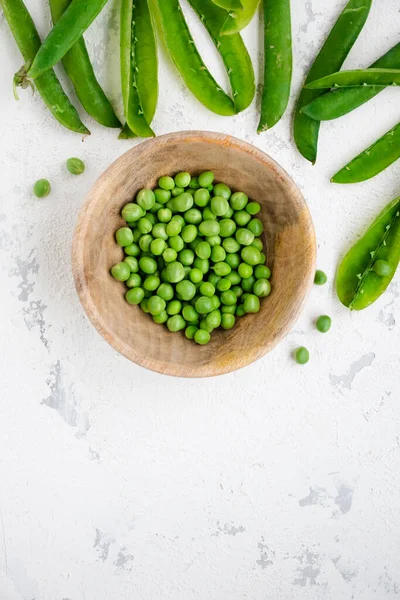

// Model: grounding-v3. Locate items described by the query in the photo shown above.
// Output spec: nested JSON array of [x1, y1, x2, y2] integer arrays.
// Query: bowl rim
[[72, 130, 316, 378]]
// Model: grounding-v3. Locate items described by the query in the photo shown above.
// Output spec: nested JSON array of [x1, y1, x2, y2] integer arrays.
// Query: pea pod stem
[[28, 0, 108, 79], [258, 0, 292, 132], [332, 121, 400, 184], [220, 0, 260, 35], [301, 43, 400, 121], [49, 0, 120, 128], [306, 68, 400, 89], [187, 0, 255, 113], [153, 0, 236, 116], [0, 0, 89, 134], [336, 197, 400, 310], [293, 0, 372, 164]]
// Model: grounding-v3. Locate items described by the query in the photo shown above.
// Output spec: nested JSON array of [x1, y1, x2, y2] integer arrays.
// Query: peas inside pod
[[111, 171, 272, 345]]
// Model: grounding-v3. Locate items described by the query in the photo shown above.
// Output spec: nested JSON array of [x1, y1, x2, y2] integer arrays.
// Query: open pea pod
[[336, 197, 400, 310], [221, 0, 260, 35]]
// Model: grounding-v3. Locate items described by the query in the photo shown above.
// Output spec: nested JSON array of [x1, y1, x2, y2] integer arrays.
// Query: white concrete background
[[0, 0, 399, 598]]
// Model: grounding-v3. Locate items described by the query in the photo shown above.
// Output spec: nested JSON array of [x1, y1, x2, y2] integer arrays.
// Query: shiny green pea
[[233, 210, 251, 226], [158, 208, 172, 223], [207, 235, 222, 247], [183, 305, 199, 322], [66, 157, 85, 175], [173, 192, 193, 212], [238, 263, 253, 278], [219, 218, 236, 237], [124, 242, 141, 256], [157, 283, 174, 301], [253, 278, 271, 297], [185, 325, 199, 339], [235, 228, 254, 246], [165, 261, 185, 283], [143, 275, 160, 291], [121, 203, 144, 222], [154, 188, 171, 204], [200, 282, 215, 297], [189, 176, 200, 189], [221, 313, 235, 329], [174, 171, 191, 188], [195, 241, 211, 259], [248, 218, 263, 236], [199, 219, 220, 237], [211, 245, 226, 263], [206, 310, 221, 329], [211, 196, 229, 216], [169, 236, 184, 252], [184, 208, 202, 224], [226, 271, 241, 285], [316, 315, 331, 333], [147, 296, 166, 315], [230, 191, 248, 210], [231, 285, 243, 298], [203, 206, 217, 220], [111, 262, 131, 281], [195, 296, 214, 314], [294, 347, 309, 365], [139, 234, 153, 251], [162, 248, 177, 263], [373, 260, 393, 277], [153, 310, 168, 324], [244, 294, 260, 313], [194, 188, 210, 207], [255, 265, 271, 279], [217, 278, 231, 292], [189, 268, 203, 283], [167, 300, 182, 315], [125, 287, 145, 304], [171, 187, 185, 197], [193, 257, 210, 274], [124, 256, 139, 272], [198, 171, 214, 187], [194, 329, 211, 345], [136, 189, 155, 210], [225, 252, 240, 269], [241, 246, 262, 266], [139, 256, 158, 274], [213, 183, 231, 199], [167, 314, 186, 332], [150, 238, 166, 256], [242, 275, 255, 292], [179, 249, 195, 266], [221, 304, 236, 314], [126, 273, 142, 288], [116, 227, 134, 247], [221, 290, 237, 305], [251, 238, 263, 251], [181, 224, 197, 243], [33, 178, 51, 198], [213, 262, 231, 276], [223, 237, 241, 253], [138, 217, 152, 234]]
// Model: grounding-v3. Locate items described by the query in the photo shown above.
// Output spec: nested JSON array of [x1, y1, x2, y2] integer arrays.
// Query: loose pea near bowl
[[72, 131, 316, 377]]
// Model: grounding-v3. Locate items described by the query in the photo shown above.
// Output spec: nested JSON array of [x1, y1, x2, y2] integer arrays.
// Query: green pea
[[125, 287, 145, 304], [146, 213, 157, 225], [123, 256, 139, 272], [222, 237, 241, 253], [253, 278, 271, 297], [115, 227, 134, 247], [132, 229, 142, 242], [213, 183, 231, 199], [167, 300, 182, 315], [189, 268, 203, 283], [236, 304, 246, 317], [168, 236, 184, 252], [241, 246, 262, 266], [139, 256, 158, 274], [221, 313, 235, 330], [170, 187, 184, 198], [174, 171, 191, 188], [213, 262, 232, 277], [195, 296, 213, 314], [33, 178, 51, 198], [246, 201, 261, 215], [183, 305, 199, 322], [167, 314, 186, 332], [294, 347, 309, 365], [316, 315, 332, 333], [158, 176, 175, 190], [179, 249, 195, 266], [244, 294, 260, 313], [219, 218, 236, 238], [196, 242, 211, 259], [221, 290, 237, 305], [235, 228, 254, 246], [165, 261, 185, 283], [157, 283, 174, 301], [194, 188, 210, 207], [226, 271, 241, 285], [314, 270, 327, 285], [230, 191, 248, 210], [185, 325, 199, 339], [217, 278, 231, 292], [172, 215, 185, 228], [143, 275, 160, 291], [198, 171, 214, 187], [166, 220, 182, 237], [242, 275, 256, 292], [259, 253, 267, 264], [188, 176, 200, 189], [224, 206, 234, 218], [163, 248, 177, 263], [251, 238, 263, 251], [66, 157, 85, 175], [203, 207, 217, 220], [136, 189, 155, 210], [207, 235, 222, 248], [233, 210, 251, 226], [199, 220, 220, 237], [184, 208, 202, 224], [211, 196, 229, 217], [124, 243, 140, 257], [238, 263, 253, 279], [137, 217, 153, 234], [121, 203, 144, 222], [154, 188, 171, 204], [140, 298, 150, 313], [153, 310, 168, 324], [199, 282, 215, 297], [222, 304, 236, 314], [173, 192, 193, 212], [147, 295, 166, 315], [111, 262, 131, 281], [248, 218, 263, 236], [254, 265, 271, 279], [126, 273, 142, 288], [225, 253, 240, 269], [176, 280, 196, 300], [206, 310, 221, 329], [211, 245, 226, 263], [181, 224, 198, 243], [193, 258, 210, 274], [231, 285, 243, 298], [373, 260, 393, 277], [158, 208, 172, 223], [194, 329, 210, 344], [211, 295, 221, 310]]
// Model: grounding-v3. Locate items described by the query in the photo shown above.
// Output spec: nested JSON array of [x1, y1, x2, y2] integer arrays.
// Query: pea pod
[[187, 0, 255, 112], [0, 0, 89, 135], [337, 197, 400, 310], [121, 0, 156, 137], [220, 0, 260, 35], [332, 121, 400, 184], [301, 43, 400, 121], [153, 0, 236, 116], [28, 0, 108, 79], [258, 0, 292, 132], [49, 0, 120, 128], [293, 0, 372, 164], [306, 68, 400, 89], [212, 0, 243, 9]]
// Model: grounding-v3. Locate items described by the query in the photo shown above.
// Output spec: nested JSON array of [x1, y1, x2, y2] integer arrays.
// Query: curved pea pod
[[301, 42, 400, 121], [121, 0, 156, 137], [258, 0, 292, 132], [336, 197, 400, 310], [49, 0, 120, 128], [153, 0, 236, 116], [293, 0, 372, 164], [331, 121, 400, 184], [28, 0, 109, 79], [306, 68, 400, 89], [220, 0, 260, 35], [1, 0, 89, 135], [187, 0, 255, 112]]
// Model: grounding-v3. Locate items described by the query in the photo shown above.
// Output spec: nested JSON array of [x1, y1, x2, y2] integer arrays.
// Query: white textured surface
[[0, 1, 400, 598]]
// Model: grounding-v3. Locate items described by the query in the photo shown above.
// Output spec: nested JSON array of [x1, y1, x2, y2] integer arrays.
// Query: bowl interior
[[73, 132, 315, 377]]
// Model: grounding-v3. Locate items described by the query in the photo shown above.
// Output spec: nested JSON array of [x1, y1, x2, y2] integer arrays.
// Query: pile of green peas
[[111, 171, 272, 345]]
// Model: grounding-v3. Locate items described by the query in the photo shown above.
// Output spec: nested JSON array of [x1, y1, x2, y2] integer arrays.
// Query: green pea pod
[[306, 68, 400, 89], [258, 0, 292, 132], [119, 124, 137, 139], [121, 0, 156, 137], [49, 0, 120, 128], [212, 0, 243, 9], [28, 0, 108, 79], [153, 0, 236, 116], [187, 0, 255, 112], [336, 197, 400, 310], [332, 121, 400, 184], [0, 0, 89, 135], [301, 42, 400, 121], [293, 0, 372, 164], [220, 0, 260, 35]]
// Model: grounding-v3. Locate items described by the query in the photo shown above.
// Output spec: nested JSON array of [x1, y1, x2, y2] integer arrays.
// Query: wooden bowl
[[72, 131, 316, 377]]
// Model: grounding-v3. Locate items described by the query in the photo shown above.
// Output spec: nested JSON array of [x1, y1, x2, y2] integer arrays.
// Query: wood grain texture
[[72, 131, 316, 377]]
